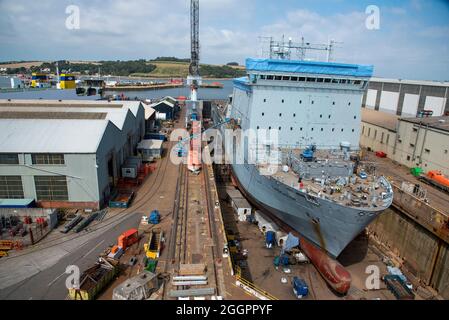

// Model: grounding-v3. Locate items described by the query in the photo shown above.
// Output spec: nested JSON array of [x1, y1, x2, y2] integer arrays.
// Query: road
[[0, 211, 142, 300]]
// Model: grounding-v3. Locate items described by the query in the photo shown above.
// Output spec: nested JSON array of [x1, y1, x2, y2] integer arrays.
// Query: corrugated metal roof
[[0, 111, 107, 120], [361, 108, 398, 131], [144, 106, 156, 120], [150, 100, 175, 108], [137, 139, 163, 150], [0, 99, 124, 108], [370, 77, 449, 87], [400, 116, 449, 133], [232, 198, 251, 209], [0, 119, 108, 153], [0, 106, 133, 130]]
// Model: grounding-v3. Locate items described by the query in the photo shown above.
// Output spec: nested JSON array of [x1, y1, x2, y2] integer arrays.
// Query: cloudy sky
[[1, 0, 448, 81]]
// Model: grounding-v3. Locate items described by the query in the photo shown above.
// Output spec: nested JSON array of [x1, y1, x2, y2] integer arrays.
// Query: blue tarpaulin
[[283, 232, 300, 251], [246, 58, 373, 77], [233, 76, 251, 92]]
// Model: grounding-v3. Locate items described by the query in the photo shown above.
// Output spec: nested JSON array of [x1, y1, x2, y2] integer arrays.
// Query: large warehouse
[[362, 77, 449, 117], [0, 99, 147, 209]]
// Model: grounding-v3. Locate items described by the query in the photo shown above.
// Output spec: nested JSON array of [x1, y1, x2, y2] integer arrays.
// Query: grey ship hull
[[231, 163, 387, 258]]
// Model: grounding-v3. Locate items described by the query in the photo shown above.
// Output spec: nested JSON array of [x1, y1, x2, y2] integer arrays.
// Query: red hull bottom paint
[[229, 170, 351, 295]]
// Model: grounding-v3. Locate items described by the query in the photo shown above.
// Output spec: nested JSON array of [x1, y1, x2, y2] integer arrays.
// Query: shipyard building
[[362, 77, 449, 117], [360, 108, 449, 176], [0, 99, 150, 209]]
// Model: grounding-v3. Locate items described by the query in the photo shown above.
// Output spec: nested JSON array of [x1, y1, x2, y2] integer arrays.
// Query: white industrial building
[[0, 99, 147, 209], [360, 108, 449, 176], [362, 77, 449, 117]]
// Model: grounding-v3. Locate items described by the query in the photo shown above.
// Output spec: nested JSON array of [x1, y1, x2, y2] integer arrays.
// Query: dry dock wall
[[368, 188, 449, 299]]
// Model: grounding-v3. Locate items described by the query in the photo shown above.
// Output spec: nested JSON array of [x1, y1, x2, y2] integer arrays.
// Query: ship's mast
[[187, 0, 201, 101], [261, 36, 341, 62]]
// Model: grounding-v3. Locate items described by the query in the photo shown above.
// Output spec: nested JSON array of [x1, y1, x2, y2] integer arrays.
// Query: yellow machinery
[[60, 73, 76, 89], [31, 73, 49, 88], [144, 228, 162, 259]]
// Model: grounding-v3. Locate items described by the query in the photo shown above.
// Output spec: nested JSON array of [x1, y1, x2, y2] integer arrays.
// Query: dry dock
[[363, 150, 449, 299]]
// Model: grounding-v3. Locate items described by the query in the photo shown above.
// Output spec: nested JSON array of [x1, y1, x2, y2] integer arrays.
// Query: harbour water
[[0, 79, 233, 101]]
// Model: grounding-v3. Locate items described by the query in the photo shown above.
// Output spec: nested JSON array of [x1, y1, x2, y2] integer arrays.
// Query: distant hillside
[[1, 58, 246, 78], [135, 58, 246, 78]]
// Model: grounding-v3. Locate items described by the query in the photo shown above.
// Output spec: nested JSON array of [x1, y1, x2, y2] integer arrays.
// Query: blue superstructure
[[246, 58, 373, 77]]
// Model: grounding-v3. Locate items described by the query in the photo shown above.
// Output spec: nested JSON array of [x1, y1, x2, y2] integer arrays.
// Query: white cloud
[[0, 0, 448, 80]]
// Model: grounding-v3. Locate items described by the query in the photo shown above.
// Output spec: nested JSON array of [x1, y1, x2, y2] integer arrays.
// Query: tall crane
[[187, 0, 201, 101]]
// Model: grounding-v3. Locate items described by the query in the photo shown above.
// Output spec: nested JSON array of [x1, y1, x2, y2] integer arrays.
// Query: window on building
[[290, 127, 293, 131], [407, 155, 411, 161], [341, 129, 344, 132], [293, 113, 296, 117], [34, 176, 68, 201], [348, 102, 351, 106], [267, 75, 274, 80], [32, 154, 65, 165], [282, 76, 290, 81], [279, 113, 282, 117], [352, 129, 355, 132], [291, 76, 298, 81], [311, 128, 314, 131], [354, 116, 356, 119], [257, 126, 260, 129], [0, 153, 19, 165], [0, 176, 24, 199], [300, 127, 303, 131], [320, 114, 322, 118], [269, 126, 271, 130], [445, 150, 448, 154], [412, 128, 418, 132], [299, 100, 302, 104], [262, 112, 265, 116], [311, 100, 314, 105], [410, 143, 415, 148], [306, 77, 316, 82], [321, 128, 324, 131], [354, 80, 361, 85], [324, 79, 331, 83], [281, 99, 284, 103], [374, 130, 377, 139], [368, 128, 371, 137], [278, 126, 282, 130], [317, 78, 324, 83], [260, 75, 266, 80], [362, 126, 365, 135], [381, 132, 384, 143], [328, 115, 331, 119], [332, 79, 339, 83], [386, 134, 390, 145], [275, 76, 282, 80], [263, 98, 266, 103], [424, 148, 430, 154], [332, 128, 335, 132], [298, 77, 306, 82], [332, 101, 335, 105]]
